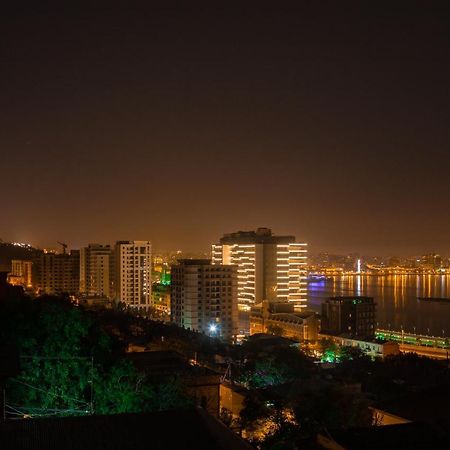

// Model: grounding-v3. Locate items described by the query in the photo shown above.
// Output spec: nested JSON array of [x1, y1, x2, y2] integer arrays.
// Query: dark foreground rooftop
[[319, 422, 450, 450], [0, 408, 252, 450], [376, 385, 450, 425]]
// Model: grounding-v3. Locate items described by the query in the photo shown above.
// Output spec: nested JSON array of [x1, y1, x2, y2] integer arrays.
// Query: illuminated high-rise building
[[10, 260, 33, 288], [170, 259, 238, 341], [115, 241, 152, 311], [212, 228, 307, 309], [420, 253, 442, 270], [80, 244, 115, 299]]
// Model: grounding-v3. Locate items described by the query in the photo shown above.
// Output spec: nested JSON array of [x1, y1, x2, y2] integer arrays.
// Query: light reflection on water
[[308, 275, 450, 336]]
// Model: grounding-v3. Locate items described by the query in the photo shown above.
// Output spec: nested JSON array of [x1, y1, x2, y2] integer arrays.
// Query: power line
[[5, 355, 95, 419], [20, 355, 91, 360], [10, 378, 90, 407], [5, 404, 90, 418]]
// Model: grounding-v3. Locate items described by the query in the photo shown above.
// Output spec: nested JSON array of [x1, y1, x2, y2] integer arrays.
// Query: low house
[[125, 350, 221, 417]]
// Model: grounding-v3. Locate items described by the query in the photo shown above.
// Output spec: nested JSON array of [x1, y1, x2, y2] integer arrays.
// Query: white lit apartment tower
[[212, 228, 307, 309], [276, 243, 308, 306], [115, 241, 152, 310], [80, 244, 115, 299], [170, 259, 238, 341]]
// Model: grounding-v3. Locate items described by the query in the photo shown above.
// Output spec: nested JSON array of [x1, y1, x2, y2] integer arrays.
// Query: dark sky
[[1, 3, 450, 256]]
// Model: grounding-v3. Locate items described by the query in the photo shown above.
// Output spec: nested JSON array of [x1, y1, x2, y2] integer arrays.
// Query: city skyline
[[3, 5, 450, 447], [1, 234, 449, 260], [2, 4, 450, 256]]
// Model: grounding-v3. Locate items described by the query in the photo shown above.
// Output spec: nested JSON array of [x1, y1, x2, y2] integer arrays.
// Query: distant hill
[[0, 242, 42, 270]]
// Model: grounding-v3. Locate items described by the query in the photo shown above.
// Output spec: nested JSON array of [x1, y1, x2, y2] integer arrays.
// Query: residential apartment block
[[80, 244, 115, 299], [171, 259, 238, 341], [115, 241, 152, 310]]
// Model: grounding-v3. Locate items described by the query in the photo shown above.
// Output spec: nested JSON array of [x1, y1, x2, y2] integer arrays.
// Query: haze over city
[[4, 4, 450, 450], [2, 3, 450, 255]]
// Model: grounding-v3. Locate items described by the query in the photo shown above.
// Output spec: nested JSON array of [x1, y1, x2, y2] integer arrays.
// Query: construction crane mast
[[57, 241, 68, 254]]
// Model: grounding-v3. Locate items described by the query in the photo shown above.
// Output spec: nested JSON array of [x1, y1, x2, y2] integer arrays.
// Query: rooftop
[[219, 228, 296, 245], [375, 385, 450, 425], [125, 351, 220, 379], [321, 422, 450, 450], [0, 408, 253, 450], [174, 259, 212, 266]]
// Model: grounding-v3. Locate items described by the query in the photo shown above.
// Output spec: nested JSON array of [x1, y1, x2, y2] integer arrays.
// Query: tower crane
[[57, 241, 68, 254]]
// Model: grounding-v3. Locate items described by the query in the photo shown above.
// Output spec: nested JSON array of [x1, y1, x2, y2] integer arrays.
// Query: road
[[399, 343, 449, 360]]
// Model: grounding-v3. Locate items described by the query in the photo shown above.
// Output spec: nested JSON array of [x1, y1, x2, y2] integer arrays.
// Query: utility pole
[[90, 356, 94, 415], [1, 388, 5, 422]]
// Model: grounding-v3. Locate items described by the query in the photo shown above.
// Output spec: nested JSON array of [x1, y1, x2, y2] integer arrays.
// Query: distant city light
[[209, 324, 217, 333], [11, 242, 33, 248]]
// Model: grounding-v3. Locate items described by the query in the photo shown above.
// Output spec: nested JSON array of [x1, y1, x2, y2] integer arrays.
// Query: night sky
[[1, 4, 450, 255]]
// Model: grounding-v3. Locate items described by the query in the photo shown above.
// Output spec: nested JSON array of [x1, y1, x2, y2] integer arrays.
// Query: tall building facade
[[321, 296, 376, 339], [80, 244, 115, 299], [170, 259, 238, 341], [34, 250, 80, 295], [9, 260, 33, 288], [115, 241, 152, 310], [420, 253, 442, 269], [212, 228, 307, 309]]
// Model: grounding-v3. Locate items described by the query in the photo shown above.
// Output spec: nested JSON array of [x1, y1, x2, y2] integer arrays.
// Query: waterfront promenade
[[376, 329, 450, 360]]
